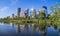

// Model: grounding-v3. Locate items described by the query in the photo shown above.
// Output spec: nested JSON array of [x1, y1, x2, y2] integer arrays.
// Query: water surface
[[0, 23, 59, 36]]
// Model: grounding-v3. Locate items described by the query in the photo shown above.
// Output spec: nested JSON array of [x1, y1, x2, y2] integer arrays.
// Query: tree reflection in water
[[59, 28, 60, 36], [39, 24, 46, 36], [54, 24, 57, 30], [33, 23, 47, 36], [2, 22, 58, 36], [0, 22, 59, 36]]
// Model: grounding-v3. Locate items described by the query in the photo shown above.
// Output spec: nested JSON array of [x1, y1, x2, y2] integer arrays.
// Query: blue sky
[[0, 0, 60, 18]]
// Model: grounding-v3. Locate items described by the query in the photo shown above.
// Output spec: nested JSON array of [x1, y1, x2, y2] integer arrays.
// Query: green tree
[[39, 9, 46, 20], [50, 3, 60, 20]]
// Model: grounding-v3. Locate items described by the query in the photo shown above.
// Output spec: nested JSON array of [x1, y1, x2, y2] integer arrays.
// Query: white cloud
[[10, 0, 19, 5], [0, 7, 9, 12]]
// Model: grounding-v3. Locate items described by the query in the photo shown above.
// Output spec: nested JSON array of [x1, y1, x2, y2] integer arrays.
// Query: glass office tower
[[17, 8, 21, 17]]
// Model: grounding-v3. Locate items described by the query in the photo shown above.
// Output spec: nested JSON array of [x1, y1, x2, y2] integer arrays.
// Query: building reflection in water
[[31, 24, 36, 34], [25, 24, 28, 33], [16, 24, 20, 33], [24, 24, 37, 34], [20, 24, 25, 33], [24, 24, 34, 33], [9, 23, 47, 36], [10, 23, 59, 36], [16, 24, 25, 33], [37, 24, 47, 36], [10, 23, 14, 28]]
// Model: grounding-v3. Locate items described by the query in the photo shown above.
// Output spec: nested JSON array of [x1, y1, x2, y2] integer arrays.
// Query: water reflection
[[25, 24, 29, 33], [0, 23, 59, 36], [46, 26, 59, 36], [10, 23, 14, 28], [16, 24, 20, 33], [58, 28, 60, 36]]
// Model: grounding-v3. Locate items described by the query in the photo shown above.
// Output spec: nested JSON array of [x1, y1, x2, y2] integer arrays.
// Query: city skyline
[[0, 0, 60, 18]]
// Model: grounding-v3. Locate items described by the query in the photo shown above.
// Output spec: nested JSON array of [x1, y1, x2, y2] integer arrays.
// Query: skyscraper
[[39, 6, 48, 19], [25, 8, 29, 17], [12, 14, 14, 18], [17, 8, 21, 17], [42, 6, 48, 17], [39, 8, 45, 19], [20, 11, 26, 18], [30, 8, 36, 18]]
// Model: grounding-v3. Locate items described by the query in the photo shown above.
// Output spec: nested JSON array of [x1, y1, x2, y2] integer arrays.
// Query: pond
[[0, 23, 59, 36]]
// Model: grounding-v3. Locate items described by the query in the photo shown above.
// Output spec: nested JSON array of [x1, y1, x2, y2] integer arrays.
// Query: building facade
[[42, 6, 48, 17], [30, 8, 36, 18], [17, 8, 21, 17], [12, 14, 14, 18], [25, 8, 29, 18], [38, 6, 48, 19], [20, 11, 26, 18]]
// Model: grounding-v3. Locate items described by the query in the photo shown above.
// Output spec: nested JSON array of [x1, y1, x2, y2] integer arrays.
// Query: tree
[[39, 8, 46, 20], [50, 3, 60, 20]]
